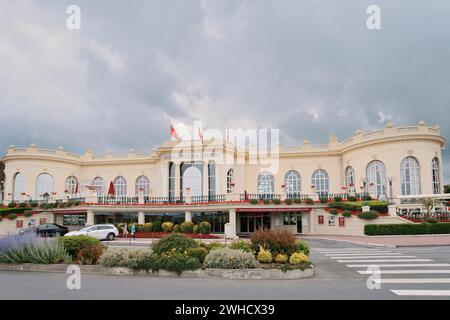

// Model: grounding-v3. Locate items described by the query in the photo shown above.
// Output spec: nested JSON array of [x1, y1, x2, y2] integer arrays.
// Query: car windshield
[[78, 226, 91, 232]]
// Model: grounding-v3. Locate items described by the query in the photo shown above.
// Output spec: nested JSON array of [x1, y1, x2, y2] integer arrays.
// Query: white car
[[64, 224, 119, 241]]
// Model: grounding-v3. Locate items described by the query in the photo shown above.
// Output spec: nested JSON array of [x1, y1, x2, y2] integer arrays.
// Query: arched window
[[400, 157, 421, 195], [257, 172, 274, 196], [65, 176, 78, 195], [227, 169, 234, 194], [92, 177, 105, 196], [135, 175, 150, 196], [284, 170, 301, 197], [432, 157, 441, 194], [366, 161, 387, 198], [12, 173, 25, 201], [36, 173, 54, 199], [114, 176, 127, 197], [345, 166, 355, 190], [312, 169, 329, 195]]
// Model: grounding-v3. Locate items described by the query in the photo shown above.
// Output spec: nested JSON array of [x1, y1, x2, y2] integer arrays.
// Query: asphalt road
[[1, 239, 450, 299]]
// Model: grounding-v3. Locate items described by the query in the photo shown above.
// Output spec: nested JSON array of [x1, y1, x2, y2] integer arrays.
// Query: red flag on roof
[[108, 181, 115, 196], [198, 128, 204, 143], [170, 125, 180, 141]]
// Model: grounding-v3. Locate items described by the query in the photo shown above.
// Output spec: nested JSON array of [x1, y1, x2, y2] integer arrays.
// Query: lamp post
[[388, 177, 395, 202]]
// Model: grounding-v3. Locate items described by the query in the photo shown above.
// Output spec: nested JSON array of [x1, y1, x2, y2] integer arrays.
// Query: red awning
[[108, 181, 115, 196], [236, 208, 311, 213]]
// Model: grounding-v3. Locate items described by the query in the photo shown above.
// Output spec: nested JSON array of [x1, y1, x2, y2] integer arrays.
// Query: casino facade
[[0, 121, 446, 237]]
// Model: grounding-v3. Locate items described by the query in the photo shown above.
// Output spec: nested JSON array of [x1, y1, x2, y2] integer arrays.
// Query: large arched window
[[135, 175, 150, 196], [312, 169, 329, 195], [366, 160, 387, 198], [12, 173, 25, 201], [400, 157, 421, 195], [227, 168, 234, 194], [257, 172, 274, 196], [36, 173, 54, 199], [92, 177, 105, 196], [65, 176, 78, 196], [284, 170, 301, 197], [114, 176, 127, 197], [432, 157, 441, 194], [345, 166, 355, 190]]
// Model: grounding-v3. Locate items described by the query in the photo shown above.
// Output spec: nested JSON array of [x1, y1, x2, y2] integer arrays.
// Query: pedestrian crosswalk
[[315, 247, 450, 297]]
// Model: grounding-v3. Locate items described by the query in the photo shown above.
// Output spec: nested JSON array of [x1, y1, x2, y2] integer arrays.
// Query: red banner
[[318, 215, 324, 224], [16, 220, 23, 228], [39, 218, 46, 225], [339, 216, 345, 227]]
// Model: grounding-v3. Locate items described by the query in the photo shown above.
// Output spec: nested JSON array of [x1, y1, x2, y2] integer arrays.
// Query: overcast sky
[[0, 0, 449, 182]]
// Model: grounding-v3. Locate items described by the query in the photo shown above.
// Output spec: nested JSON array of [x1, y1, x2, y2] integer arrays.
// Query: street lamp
[[388, 177, 395, 202]]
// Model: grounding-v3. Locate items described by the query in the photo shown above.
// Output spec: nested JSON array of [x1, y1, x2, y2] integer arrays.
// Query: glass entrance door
[[296, 213, 303, 234]]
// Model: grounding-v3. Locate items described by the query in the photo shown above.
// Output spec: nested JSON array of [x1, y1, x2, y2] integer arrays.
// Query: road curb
[[0, 263, 314, 280]]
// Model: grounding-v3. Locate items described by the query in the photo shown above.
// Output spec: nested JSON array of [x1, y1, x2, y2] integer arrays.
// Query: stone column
[[362, 205, 371, 212], [175, 162, 181, 198], [388, 205, 397, 216], [225, 209, 237, 239], [308, 210, 315, 234], [185, 211, 192, 222], [138, 211, 145, 225], [203, 162, 209, 198], [86, 210, 95, 226]]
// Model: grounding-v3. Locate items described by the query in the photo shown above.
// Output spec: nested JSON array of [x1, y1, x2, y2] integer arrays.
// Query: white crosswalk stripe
[[317, 247, 450, 297]]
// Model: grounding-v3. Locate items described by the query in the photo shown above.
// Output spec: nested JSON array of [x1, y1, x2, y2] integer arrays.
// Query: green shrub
[[263, 199, 270, 205], [152, 221, 162, 232], [199, 241, 225, 252], [30, 202, 39, 208], [229, 239, 254, 253], [370, 204, 389, 213], [250, 229, 296, 255], [23, 211, 33, 217], [272, 198, 281, 205], [186, 247, 208, 263], [293, 198, 302, 204], [294, 240, 310, 256], [7, 214, 17, 220], [362, 195, 373, 201], [180, 221, 194, 233], [203, 248, 257, 269], [0, 238, 71, 264], [305, 198, 314, 205], [330, 209, 338, 215], [59, 235, 103, 258], [59, 203, 66, 208], [250, 199, 258, 204], [347, 196, 357, 202], [173, 224, 180, 233], [365, 223, 450, 236], [18, 202, 28, 208], [274, 253, 288, 263], [99, 248, 147, 268], [328, 202, 362, 212], [198, 221, 212, 234], [136, 224, 144, 232], [39, 203, 48, 210], [357, 211, 380, 220], [7, 202, 17, 208], [192, 225, 199, 234], [158, 253, 200, 275], [161, 222, 174, 232], [143, 222, 153, 232], [319, 196, 328, 204], [152, 233, 199, 255], [289, 252, 309, 265], [127, 251, 160, 273], [342, 210, 352, 218], [285, 199, 293, 205], [76, 243, 104, 265], [333, 196, 343, 202]]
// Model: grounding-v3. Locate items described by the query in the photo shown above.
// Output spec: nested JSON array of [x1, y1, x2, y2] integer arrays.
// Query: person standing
[[130, 223, 136, 239], [122, 223, 128, 238]]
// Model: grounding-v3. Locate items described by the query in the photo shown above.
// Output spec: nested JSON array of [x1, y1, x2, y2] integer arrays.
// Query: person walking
[[122, 223, 128, 238], [130, 223, 136, 239]]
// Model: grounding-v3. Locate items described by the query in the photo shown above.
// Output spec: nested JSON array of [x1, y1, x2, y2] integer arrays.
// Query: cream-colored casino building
[[0, 122, 446, 237]]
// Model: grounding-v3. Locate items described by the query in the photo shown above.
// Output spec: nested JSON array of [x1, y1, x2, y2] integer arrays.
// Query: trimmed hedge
[[365, 223, 450, 236], [357, 211, 380, 220], [0, 208, 32, 217]]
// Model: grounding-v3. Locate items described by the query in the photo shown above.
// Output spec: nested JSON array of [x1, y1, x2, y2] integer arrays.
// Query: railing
[[144, 196, 185, 205], [399, 211, 450, 222], [327, 193, 369, 201], [239, 193, 283, 201], [97, 196, 139, 205]]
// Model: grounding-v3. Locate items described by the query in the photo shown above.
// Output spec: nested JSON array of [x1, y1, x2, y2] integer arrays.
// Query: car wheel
[[106, 233, 115, 241]]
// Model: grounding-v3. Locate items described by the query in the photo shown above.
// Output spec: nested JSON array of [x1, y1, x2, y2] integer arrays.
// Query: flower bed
[[118, 232, 220, 239]]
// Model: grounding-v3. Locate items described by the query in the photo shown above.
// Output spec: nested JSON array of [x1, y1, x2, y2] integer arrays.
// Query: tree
[[421, 197, 442, 218], [444, 185, 450, 193]]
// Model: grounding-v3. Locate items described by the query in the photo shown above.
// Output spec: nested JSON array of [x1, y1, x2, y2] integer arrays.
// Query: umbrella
[[108, 181, 115, 196], [244, 190, 248, 201]]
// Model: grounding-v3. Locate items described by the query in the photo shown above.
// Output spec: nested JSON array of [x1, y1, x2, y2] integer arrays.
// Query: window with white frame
[[65, 176, 78, 196], [92, 177, 105, 196], [114, 176, 127, 197], [36, 173, 54, 199], [13, 172, 25, 201], [284, 170, 301, 197], [312, 169, 329, 195], [345, 166, 355, 190], [400, 157, 421, 195], [366, 160, 387, 198], [135, 175, 150, 196], [227, 168, 234, 194], [432, 157, 441, 194], [258, 172, 274, 195]]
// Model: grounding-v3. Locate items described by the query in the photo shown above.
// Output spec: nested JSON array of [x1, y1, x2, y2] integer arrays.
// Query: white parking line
[[337, 259, 433, 263], [391, 290, 450, 296], [377, 278, 450, 284], [331, 255, 415, 259], [325, 253, 395, 256], [346, 264, 450, 268], [358, 270, 450, 275]]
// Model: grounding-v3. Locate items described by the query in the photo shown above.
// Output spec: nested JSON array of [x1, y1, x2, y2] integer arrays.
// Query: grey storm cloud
[[0, 0, 449, 182]]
